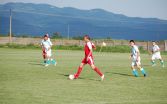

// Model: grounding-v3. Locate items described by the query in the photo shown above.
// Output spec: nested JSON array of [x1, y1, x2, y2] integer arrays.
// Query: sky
[[0, 0, 167, 20]]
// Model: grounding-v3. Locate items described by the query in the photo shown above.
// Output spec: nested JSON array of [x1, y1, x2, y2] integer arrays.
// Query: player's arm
[[136, 51, 140, 61], [136, 49, 140, 62], [86, 49, 92, 61], [86, 42, 93, 61], [148, 50, 152, 55], [92, 43, 96, 50], [40, 41, 45, 50], [135, 47, 140, 62], [153, 45, 160, 53], [48, 40, 53, 50], [154, 48, 160, 53]]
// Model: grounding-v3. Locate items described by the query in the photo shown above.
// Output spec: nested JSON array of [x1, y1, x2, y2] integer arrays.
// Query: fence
[[0, 37, 167, 51]]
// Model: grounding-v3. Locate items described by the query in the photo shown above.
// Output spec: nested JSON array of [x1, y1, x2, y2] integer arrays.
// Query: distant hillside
[[0, 2, 167, 40]]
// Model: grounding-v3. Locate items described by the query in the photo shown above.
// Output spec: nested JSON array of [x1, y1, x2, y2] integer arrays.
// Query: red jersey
[[84, 41, 93, 58]]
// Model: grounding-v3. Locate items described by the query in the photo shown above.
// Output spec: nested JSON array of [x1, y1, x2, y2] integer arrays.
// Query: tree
[[72, 36, 83, 40], [52, 32, 62, 39]]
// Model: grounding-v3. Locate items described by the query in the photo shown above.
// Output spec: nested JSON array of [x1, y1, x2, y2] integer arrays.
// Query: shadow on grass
[[106, 71, 145, 77], [105, 71, 133, 77]]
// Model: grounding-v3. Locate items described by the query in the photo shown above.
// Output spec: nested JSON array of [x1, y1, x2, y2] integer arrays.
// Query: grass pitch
[[0, 48, 167, 104]]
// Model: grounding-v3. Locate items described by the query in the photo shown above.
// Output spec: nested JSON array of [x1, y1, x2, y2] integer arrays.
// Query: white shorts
[[46, 49, 52, 57], [152, 53, 162, 60], [131, 56, 141, 66]]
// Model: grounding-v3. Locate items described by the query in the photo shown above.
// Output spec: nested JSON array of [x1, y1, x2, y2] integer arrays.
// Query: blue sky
[[1, 0, 167, 20]]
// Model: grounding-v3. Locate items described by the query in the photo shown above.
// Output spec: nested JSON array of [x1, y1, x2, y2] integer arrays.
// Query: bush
[[95, 45, 130, 53], [72, 36, 83, 40]]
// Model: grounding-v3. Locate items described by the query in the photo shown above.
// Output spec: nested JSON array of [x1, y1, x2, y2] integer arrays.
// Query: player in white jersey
[[129, 40, 146, 77], [41, 34, 56, 67], [151, 41, 164, 67], [41, 33, 51, 63]]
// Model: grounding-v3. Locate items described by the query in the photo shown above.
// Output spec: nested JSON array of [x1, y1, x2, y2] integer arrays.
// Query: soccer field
[[0, 48, 167, 104]]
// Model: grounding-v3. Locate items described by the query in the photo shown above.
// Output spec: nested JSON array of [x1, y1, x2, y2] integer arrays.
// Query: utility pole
[[9, 9, 12, 43], [67, 24, 70, 40]]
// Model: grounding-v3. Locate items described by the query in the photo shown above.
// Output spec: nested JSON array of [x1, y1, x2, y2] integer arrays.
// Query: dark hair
[[152, 41, 156, 42], [44, 35, 48, 37], [129, 40, 135, 43], [84, 35, 90, 40]]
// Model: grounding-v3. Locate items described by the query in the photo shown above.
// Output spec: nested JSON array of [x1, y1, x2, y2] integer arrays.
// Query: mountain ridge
[[0, 2, 167, 40]]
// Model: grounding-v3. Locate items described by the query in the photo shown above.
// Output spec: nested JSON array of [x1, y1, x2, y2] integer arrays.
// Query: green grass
[[0, 48, 167, 104]]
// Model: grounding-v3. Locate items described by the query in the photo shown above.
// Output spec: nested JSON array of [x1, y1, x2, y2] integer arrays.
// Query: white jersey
[[41, 38, 53, 51], [152, 45, 161, 60], [131, 45, 141, 66], [152, 45, 160, 54], [131, 45, 139, 57]]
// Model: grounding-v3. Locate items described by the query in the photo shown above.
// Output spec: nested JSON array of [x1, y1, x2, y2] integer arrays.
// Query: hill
[[0, 2, 167, 40]]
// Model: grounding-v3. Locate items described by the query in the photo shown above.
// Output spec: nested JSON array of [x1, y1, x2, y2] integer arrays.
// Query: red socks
[[94, 67, 103, 77], [74, 66, 103, 79], [74, 66, 83, 79]]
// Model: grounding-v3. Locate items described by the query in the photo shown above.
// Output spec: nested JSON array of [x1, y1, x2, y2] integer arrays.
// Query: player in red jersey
[[73, 35, 104, 81]]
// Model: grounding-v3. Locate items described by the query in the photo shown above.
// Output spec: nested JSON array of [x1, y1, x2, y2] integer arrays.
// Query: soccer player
[[42, 33, 51, 63], [150, 41, 164, 67], [41, 34, 56, 67], [129, 40, 146, 77], [72, 35, 104, 80]]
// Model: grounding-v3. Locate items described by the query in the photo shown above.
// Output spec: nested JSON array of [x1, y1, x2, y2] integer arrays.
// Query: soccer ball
[[102, 42, 106, 46], [69, 74, 74, 80]]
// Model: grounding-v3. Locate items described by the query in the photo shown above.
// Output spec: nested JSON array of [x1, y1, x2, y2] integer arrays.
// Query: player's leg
[[88, 57, 104, 80], [74, 63, 85, 79], [158, 55, 164, 67], [136, 63, 146, 77], [45, 50, 52, 66], [43, 56, 47, 63], [45, 57, 50, 66], [131, 62, 138, 77], [90, 64, 104, 80], [159, 59, 164, 67], [42, 50, 47, 63], [51, 58, 57, 66], [49, 50, 57, 66], [151, 55, 156, 66]]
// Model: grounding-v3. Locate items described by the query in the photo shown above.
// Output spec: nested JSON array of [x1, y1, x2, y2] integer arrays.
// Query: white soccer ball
[[69, 74, 74, 80], [102, 42, 106, 46]]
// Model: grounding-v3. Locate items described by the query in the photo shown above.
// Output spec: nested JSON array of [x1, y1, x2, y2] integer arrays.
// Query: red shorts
[[82, 56, 94, 65]]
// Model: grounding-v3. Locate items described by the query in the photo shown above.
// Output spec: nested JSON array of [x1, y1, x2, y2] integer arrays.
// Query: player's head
[[46, 33, 49, 37], [44, 34, 48, 41], [152, 41, 156, 46], [129, 40, 135, 46], [83, 35, 90, 42]]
